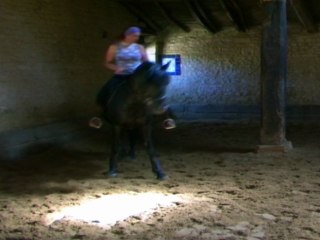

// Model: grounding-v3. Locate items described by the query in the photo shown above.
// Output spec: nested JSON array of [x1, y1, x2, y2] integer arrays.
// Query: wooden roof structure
[[118, 0, 319, 35]]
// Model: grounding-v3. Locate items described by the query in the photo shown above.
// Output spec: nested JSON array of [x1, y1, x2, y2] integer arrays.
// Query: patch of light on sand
[[45, 192, 184, 228]]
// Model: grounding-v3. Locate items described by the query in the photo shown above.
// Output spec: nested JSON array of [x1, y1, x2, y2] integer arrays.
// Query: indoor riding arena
[[1, 1, 320, 240]]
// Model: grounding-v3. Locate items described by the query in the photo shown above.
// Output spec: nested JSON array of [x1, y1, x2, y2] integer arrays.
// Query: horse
[[102, 61, 171, 180]]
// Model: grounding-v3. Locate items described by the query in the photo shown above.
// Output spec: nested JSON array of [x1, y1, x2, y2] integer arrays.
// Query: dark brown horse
[[102, 61, 170, 180]]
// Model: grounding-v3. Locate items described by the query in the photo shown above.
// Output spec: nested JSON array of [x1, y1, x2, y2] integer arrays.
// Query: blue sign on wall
[[160, 54, 181, 75]]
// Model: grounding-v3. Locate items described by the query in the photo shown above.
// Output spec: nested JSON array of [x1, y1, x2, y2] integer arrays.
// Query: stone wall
[[162, 25, 320, 121], [1, 1, 319, 158], [288, 26, 320, 105], [0, 0, 137, 158], [0, 0, 136, 132]]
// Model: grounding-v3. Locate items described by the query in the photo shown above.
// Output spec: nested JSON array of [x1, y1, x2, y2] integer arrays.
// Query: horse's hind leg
[[108, 126, 122, 177], [143, 125, 168, 180]]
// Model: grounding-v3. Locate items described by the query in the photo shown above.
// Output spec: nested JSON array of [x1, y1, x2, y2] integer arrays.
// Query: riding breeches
[[96, 74, 130, 106]]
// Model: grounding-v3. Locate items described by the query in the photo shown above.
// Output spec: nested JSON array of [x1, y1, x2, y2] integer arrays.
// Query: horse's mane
[[134, 61, 157, 75], [133, 61, 169, 86]]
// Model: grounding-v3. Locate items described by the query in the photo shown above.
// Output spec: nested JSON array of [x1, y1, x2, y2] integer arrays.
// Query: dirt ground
[[0, 122, 320, 240]]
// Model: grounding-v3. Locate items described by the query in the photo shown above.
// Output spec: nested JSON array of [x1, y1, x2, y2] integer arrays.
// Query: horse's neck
[[129, 74, 147, 94]]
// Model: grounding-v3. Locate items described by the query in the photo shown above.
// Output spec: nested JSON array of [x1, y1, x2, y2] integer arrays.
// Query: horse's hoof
[[157, 174, 169, 180], [108, 171, 118, 177]]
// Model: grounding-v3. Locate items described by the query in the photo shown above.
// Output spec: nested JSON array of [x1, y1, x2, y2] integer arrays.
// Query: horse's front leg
[[128, 129, 137, 160], [109, 125, 122, 177], [143, 123, 168, 180]]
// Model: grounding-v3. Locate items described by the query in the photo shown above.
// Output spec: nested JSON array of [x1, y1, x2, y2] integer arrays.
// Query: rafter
[[186, 0, 220, 34], [119, 1, 162, 34], [219, 0, 247, 32], [122, 0, 184, 2], [290, 0, 317, 33], [153, 0, 191, 32]]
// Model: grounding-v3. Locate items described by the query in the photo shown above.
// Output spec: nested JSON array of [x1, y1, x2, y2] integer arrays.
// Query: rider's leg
[[89, 75, 128, 129]]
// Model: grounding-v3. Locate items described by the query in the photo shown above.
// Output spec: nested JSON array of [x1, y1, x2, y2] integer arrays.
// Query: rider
[[89, 26, 176, 129]]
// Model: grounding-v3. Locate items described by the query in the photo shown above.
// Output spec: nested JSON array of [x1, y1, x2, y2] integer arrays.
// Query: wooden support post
[[257, 0, 292, 153], [156, 37, 165, 64]]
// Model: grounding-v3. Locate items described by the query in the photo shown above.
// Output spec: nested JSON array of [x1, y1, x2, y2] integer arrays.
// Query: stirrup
[[163, 118, 176, 130], [89, 117, 103, 129]]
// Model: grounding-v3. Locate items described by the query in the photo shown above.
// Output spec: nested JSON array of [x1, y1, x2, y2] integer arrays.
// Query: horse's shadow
[[153, 122, 259, 154], [0, 142, 109, 195]]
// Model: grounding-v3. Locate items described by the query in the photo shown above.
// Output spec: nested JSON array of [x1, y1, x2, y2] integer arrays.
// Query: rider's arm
[[105, 45, 124, 74], [140, 45, 149, 62]]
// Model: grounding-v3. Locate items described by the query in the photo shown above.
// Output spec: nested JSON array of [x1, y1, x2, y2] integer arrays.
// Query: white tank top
[[115, 43, 143, 75]]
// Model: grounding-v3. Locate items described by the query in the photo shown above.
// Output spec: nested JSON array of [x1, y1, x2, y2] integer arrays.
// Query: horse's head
[[131, 62, 170, 114]]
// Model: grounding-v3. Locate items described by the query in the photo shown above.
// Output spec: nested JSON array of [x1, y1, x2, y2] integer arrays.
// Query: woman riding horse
[[104, 61, 171, 179], [89, 26, 175, 130], [90, 26, 174, 179]]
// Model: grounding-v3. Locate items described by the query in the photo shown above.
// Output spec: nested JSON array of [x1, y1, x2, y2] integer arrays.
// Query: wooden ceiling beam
[[186, 0, 221, 34], [153, 0, 191, 32], [122, 0, 181, 2], [119, 1, 162, 34], [219, 0, 247, 32], [290, 0, 317, 33]]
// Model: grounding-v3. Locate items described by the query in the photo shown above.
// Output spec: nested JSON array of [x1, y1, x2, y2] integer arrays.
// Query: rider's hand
[[115, 67, 125, 74]]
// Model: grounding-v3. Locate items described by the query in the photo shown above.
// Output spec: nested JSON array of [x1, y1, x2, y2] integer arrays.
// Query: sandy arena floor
[[0, 122, 320, 240]]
